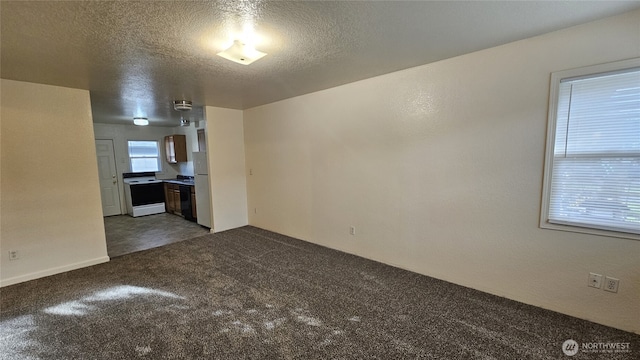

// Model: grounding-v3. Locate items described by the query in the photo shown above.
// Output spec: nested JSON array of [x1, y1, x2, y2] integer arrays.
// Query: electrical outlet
[[8, 250, 19, 260], [604, 277, 619, 293], [350, 226, 356, 235], [588, 272, 602, 288]]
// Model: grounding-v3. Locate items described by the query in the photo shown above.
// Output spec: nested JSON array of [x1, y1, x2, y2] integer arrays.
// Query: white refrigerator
[[193, 152, 212, 229]]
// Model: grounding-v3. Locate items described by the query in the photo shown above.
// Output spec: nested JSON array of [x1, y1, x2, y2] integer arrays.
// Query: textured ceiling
[[2, 1, 639, 126]]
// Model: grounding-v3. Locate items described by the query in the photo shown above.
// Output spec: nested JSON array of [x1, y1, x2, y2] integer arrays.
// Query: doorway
[[95, 139, 121, 216]]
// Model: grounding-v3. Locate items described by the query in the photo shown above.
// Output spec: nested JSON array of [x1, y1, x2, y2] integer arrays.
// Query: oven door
[[130, 182, 165, 206]]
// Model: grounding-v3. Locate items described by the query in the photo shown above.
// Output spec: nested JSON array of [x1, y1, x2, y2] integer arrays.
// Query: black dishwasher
[[179, 185, 195, 221]]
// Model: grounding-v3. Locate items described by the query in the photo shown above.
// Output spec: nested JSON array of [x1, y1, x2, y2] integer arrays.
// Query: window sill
[[540, 220, 640, 241]]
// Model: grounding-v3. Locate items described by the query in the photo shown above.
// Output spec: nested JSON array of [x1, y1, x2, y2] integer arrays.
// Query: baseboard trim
[[0, 256, 110, 287]]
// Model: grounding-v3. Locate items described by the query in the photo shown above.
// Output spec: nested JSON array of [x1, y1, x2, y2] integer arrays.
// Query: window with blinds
[[128, 140, 161, 173], [541, 59, 640, 239]]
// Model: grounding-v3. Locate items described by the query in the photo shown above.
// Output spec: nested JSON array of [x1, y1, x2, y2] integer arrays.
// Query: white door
[[96, 139, 121, 216]]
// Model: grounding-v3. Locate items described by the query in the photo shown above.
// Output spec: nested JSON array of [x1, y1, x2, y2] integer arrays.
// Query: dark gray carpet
[[1, 226, 638, 359]]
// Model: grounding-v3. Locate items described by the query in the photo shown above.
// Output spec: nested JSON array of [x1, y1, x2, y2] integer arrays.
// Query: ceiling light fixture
[[133, 117, 149, 126], [173, 100, 192, 111], [173, 100, 192, 127], [217, 40, 266, 65]]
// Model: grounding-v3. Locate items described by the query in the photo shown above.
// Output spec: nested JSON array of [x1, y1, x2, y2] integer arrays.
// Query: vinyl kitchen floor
[[104, 213, 210, 258]]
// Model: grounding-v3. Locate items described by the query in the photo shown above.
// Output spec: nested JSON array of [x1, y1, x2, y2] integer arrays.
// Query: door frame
[[95, 138, 122, 216]]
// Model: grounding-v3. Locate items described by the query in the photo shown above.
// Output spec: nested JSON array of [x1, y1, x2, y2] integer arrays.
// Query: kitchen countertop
[[163, 179, 195, 186]]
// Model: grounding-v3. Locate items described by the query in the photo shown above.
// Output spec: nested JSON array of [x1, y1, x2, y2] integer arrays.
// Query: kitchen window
[[128, 140, 161, 173], [541, 58, 640, 240]]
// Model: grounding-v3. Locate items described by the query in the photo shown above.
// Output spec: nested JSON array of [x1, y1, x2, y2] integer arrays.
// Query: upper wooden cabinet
[[164, 135, 187, 163]]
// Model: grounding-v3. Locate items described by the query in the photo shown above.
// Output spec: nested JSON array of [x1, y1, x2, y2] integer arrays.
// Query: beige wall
[[244, 10, 640, 333], [205, 106, 248, 232], [1, 80, 109, 286]]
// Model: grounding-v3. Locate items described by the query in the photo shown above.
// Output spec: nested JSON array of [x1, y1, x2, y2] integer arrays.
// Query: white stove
[[123, 177, 163, 184], [123, 172, 166, 217]]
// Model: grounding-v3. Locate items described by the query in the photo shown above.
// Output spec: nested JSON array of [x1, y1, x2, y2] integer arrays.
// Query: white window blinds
[[547, 67, 640, 235], [128, 141, 161, 173]]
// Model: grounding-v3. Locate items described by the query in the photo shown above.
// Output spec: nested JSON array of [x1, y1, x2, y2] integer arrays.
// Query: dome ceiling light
[[217, 40, 267, 65], [133, 117, 149, 126]]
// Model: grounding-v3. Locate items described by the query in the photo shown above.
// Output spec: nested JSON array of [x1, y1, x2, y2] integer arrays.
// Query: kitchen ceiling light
[[217, 40, 266, 65], [133, 117, 149, 126]]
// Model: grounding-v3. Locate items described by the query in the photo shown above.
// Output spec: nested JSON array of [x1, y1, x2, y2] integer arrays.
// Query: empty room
[[1, 1, 639, 359]]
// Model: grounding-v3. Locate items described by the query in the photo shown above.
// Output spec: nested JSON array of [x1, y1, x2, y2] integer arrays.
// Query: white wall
[[1, 80, 110, 286], [243, 10, 640, 333], [205, 106, 248, 232]]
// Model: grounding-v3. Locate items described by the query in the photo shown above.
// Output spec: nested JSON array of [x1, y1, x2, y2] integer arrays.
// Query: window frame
[[127, 140, 162, 173], [540, 58, 640, 241]]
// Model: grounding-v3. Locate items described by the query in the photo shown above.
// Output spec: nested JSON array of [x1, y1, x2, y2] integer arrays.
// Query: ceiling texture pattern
[[2, 1, 639, 126]]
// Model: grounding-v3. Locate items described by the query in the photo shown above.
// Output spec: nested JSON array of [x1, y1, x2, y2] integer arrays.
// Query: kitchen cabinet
[[164, 183, 182, 215], [172, 188, 181, 215], [164, 181, 197, 220], [164, 135, 187, 163], [164, 183, 174, 212]]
